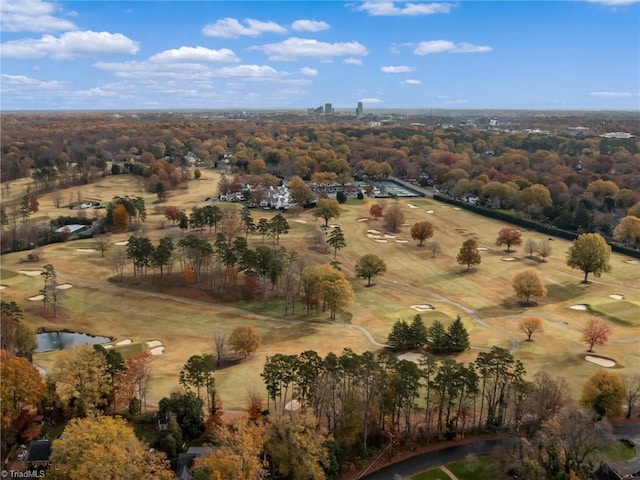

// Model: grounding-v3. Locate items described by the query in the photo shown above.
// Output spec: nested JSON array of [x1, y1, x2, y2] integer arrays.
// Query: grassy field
[[411, 456, 506, 480], [2, 171, 639, 410], [411, 468, 450, 480]]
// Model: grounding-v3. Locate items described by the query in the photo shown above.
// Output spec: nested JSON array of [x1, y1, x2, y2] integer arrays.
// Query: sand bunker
[[570, 304, 588, 311], [29, 295, 44, 301], [0, 286, 6, 290], [502, 257, 516, 261], [293, 219, 307, 224], [115, 338, 132, 346], [150, 346, 164, 355], [477, 247, 488, 251], [453, 207, 462, 211], [146, 340, 163, 348], [398, 352, 422, 364], [56, 283, 73, 290], [383, 234, 396, 239], [440, 206, 448, 208], [411, 304, 434, 312], [103, 345, 114, 349], [115, 241, 128, 246], [76, 248, 97, 253], [585, 355, 616, 367], [357, 218, 369, 222], [625, 260, 639, 265], [367, 234, 381, 239], [375, 239, 388, 243], [395, 240, 409, 243], [427, 210, 434, 214], [609, 294, 624, 300], [19, 270, 43, 276], [329, 224, 340, 228], [367, 229, 382, 234], [407, 203, 419, 209]]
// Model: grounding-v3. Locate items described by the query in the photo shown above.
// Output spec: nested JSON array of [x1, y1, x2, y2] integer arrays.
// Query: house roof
[[27, 440, 51, 463], [54, 224, 89, 234]]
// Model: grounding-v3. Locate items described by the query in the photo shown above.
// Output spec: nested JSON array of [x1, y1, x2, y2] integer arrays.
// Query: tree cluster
[[387, 315, 470, 353]]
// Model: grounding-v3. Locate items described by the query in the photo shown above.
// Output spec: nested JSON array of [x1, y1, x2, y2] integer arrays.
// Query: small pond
[[36, 331, 112, 352]]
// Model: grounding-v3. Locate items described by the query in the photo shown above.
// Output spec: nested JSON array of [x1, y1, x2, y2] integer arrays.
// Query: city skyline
[[1, 0, 639, 111]]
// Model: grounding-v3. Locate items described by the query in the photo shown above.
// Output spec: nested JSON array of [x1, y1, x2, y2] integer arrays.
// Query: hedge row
[[432, 194, 640, 260]]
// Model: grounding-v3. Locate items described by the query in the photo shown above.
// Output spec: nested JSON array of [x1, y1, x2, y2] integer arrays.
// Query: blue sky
[[1, 0, 638, 111]]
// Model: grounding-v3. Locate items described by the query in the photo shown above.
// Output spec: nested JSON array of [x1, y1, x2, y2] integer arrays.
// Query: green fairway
[[591, 301, 640, 326], [447, 456, 507, 480], [411, 468, 450, 480]]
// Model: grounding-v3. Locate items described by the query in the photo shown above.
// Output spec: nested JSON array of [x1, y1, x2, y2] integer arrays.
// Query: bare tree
[[94, 234, 111, 257], [538, 238, 552, 262], [622, 374, 640, 418], [213, 332, 226, 367], [111, 251, 127, 282], [524, 238, 538, 258]]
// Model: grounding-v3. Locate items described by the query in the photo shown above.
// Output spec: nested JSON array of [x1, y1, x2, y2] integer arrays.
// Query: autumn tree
[[496, 227, 522, 253], [53, 344, 110, 417], [288, 175, 315, 205], [0, 350, 46, 428], [457, 238, 481, 271], [313, 198, 341, 227], [383, 204, 405, 233], [519, 317, 543, 341], [327, 226, 346, 258], [613, 216, 640, 245], [319, 268, 354, 320], [566, 233, 612, 283], [164, 206, 183, 224], [581, 370, 626, 418], [410, 221, 434, 246], [48, 416, 173, 480], [512, 268, 547, 305], [228, 325, 261, 358], [369, 204, 383, 219], [524, 238, 538, 258], [355, 253, 387, 286], [582, 318, 612, 352], [112, 203, 129, 232], [537, 237, 552, 262]]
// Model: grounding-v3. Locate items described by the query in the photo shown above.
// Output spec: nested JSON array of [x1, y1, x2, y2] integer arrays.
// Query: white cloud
[[149, 46, 239, 63], [414, 40, 492, 55], [586, 0, 639, 5], [299, 66, 318, 76], [251, 37, 368, 61], [1, 73, 63, 88], [344, 57, 363, 65], [358, 97, 384, 104], [291, 19, 330, 32], [590, 91, 635, 97], [214, 65, 283, 79], [1, 0, 77, 33], [443, 99, 468, 104], [1, 31, 139, 59], [402, 78, 422, 85], [381, 65, 414, 73], [355, 1, 454, 16], [202, 17, 286, 38]]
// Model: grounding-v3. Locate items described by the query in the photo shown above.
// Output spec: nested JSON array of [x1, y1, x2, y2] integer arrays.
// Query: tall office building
[[356, 101, 363, 118], [324, 103, 333, 114]]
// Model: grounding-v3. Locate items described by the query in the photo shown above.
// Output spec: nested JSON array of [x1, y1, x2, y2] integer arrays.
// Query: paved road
[[359, 423, 640, 479], [360, 439, 509, 480]]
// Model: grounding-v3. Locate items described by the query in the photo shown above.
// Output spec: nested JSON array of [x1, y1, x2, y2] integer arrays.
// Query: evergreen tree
[[409, 314, 428, 348], [446, 315, 470, 353], [427, 320, 448, 354], [387, 320, 412, 350]]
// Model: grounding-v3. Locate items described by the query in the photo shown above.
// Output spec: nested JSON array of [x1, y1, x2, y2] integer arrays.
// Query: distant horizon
[[1, 0, 638, 111]]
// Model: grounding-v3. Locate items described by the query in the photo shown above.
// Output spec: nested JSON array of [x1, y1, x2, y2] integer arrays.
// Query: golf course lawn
[[2, 172, 638, 410]]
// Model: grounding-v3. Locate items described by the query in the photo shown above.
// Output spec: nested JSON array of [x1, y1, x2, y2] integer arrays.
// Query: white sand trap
[[29, 295, 44, 301], [440, 206, 448, 208], [383, 234, 396, 239], [357, 218, 369, 222], [401, 223, 410, 227], [329, 224, 340, 228], [609, 294, 624, 300], [407, 203, 419, 209], [411, 304, 434, 312], [150, 346, 164, 355], [115, 338, 132, 346], [427, 210, 434, 214], [76, 248, 97, 253], [453, 207, 462, 211], [19, 270, 43, 276], [293, 219, 307, 224], [398, 352, 422, 364], [625, 260, 639, 265], [367, 229, 382, 234], [375, 239, 388, 243], [477, 247, 488, 251], [585, 355, 616, 367], [146, 340, 163, 348], [395, 240, 409, 243], [56, 283, 73, 290], [367, 234, 381, 239], [103, 345, 114, 349], [285, 399, 301, 411], [502, 257, 516, 261], [570, 304, 588, 311], [0, 286, 6, 290], [115, 241, 128, 246]]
